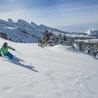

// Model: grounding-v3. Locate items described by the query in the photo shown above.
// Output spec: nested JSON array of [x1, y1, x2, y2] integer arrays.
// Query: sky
[[0, 0, 98, 32]]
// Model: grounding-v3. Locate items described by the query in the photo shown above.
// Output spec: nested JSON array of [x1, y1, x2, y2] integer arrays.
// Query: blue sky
[[0, 0, 98, 32]]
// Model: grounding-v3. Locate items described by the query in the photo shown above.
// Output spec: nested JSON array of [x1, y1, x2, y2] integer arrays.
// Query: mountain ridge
[[0, 19, 65, 43]]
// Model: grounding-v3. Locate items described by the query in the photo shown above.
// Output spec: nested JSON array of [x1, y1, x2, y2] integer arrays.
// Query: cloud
[[0, 0, 23, 12], [0, 0, 98, 31], [59, 23, 98, 32]]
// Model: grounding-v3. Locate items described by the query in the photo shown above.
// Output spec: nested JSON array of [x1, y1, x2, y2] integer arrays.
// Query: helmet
[[3, 42, 8, 47], [4, 42, 8, 45]]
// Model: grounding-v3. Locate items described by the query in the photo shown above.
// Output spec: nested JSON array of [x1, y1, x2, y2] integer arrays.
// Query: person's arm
[[8, 46, 15, 51], [0, 48, 4, 56], [1, 51, 4, 56]]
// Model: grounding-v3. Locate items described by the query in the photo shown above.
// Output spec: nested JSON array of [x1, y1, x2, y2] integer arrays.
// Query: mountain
[[0, 19, 65, 43], [86, 29, 98, 38], [0, 19, 97, 43], [39, 24, 67, 34]]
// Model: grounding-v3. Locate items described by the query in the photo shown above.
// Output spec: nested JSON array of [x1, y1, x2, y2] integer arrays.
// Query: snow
[[85, 29, 97, 34], [0, 19, 44, 43], [0, 19, 66, 43], [4, 27, 17, 30], [75, 39, 98, 43], [0, 38, 98, 98]]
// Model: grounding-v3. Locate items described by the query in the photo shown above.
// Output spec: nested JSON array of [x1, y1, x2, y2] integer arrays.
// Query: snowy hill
[[0, 19, 65, 43], [0, 38, 98, 98], [0, 19, 97, 43], [85, 29, 98, 38]]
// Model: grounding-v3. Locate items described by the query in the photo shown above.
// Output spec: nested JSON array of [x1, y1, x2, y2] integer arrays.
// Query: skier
[[0, 42, 15, 59]]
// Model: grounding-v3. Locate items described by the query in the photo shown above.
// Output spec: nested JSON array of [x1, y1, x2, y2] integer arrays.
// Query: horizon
[[0, 18, 98, 33], [0, 0, 98, 32]]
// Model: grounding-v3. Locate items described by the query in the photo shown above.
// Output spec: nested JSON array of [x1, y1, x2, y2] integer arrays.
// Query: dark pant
[[4, 52, 14, 59], [0, 52, 2, 56]]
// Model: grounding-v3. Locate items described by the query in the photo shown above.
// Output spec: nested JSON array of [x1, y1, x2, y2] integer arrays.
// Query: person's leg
[[4, 52, 14, 59], [0, 53, 2, 57]]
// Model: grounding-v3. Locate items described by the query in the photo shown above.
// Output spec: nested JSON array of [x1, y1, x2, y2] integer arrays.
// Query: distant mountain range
[[0, 19, 98, 43], [0, 19, 65, 43]]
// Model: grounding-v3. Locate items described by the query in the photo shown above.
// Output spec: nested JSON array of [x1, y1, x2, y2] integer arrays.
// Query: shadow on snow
[[5, 56, 38, 72]]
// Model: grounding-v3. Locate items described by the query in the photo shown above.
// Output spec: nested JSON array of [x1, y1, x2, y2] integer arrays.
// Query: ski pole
[[15, 50, 23, 56]]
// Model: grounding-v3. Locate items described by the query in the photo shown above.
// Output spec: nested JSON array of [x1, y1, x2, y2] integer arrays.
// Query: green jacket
[[0, 46, 15, 56]]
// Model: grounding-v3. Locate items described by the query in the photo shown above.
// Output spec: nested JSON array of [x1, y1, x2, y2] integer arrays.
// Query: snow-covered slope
[[0, 19, 65, 43], [0, 38, 98, 98], [86, 29, 98, 38]]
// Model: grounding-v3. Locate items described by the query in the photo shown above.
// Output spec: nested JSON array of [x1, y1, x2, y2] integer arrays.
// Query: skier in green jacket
[[0, 42, 15, 59]]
